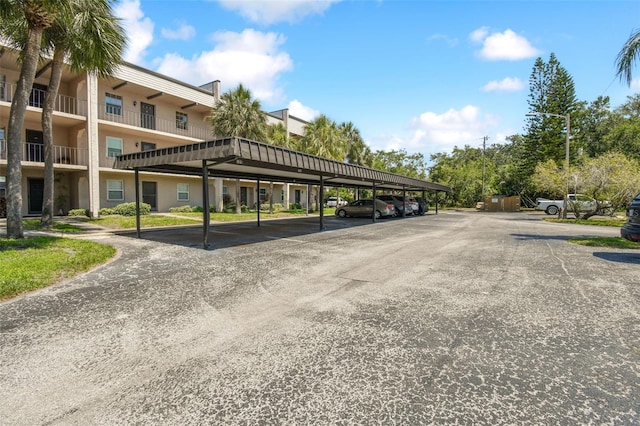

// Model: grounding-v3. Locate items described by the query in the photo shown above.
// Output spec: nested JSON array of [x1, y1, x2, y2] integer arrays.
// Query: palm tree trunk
[[235, 178, 241, 214], [41, 50, 65, 227], [6, 28, 44, 238]]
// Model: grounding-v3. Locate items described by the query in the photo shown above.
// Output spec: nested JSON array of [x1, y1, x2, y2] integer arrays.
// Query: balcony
[[0, 82, 87, 116], [98, 108, 212, 141], [0, 141, 88, 166]]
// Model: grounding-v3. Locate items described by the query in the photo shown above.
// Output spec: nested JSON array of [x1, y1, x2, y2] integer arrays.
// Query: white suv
[[326, 196, 347, 207]]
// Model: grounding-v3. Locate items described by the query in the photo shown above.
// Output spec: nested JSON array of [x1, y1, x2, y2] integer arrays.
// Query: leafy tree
[[616, 27, 640, 85], [338, 121, 373, 167], [533, 152, 640, 219], [209, 84, 267, 213], [373, 149, 427, 180], [0, 0, 63, 238], [603, 94, 640, 162], [38, 0, 125, 227]]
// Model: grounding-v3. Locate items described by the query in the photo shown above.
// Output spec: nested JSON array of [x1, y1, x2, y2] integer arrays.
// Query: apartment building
[[0, 46, 312, 217]]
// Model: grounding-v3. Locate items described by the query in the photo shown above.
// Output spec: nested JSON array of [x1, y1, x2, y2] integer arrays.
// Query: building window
[[222, 186, 228, 195], [177, 183, 189, 201], [141, 141, 156, 152], [107, 180, 124, 201], [0, 75, 5, 101], [0, 127, 5, 160], [259, 188, 267, 202], [176, 111, 188, 130], [0, 175, 6, 197], [105, 93, 122, 115], [106, 137, 123, 157]]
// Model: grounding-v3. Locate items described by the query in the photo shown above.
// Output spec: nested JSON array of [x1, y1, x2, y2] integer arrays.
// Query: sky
[[113, 0, 640, 162]]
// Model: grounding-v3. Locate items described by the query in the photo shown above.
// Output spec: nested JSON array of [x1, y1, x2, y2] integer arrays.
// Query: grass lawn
[[23, 219, 85, 233], [0, 236, 117, 300], [569, 237, 639, 249], [543, 216, 626, 227]]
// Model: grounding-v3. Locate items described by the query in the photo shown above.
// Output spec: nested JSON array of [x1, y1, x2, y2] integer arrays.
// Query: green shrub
[[113, 202, 151, 216], [68, 208, 89, 217], [291, 202, 302, 210], [169, 205, 193, 213], [99, 207, 117, 216], [259, 203, 283, 211], [192, 206, 204, 213], [241, 205, 250, 213]]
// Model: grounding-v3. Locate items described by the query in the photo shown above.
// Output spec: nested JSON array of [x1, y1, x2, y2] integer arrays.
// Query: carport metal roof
[[113, 137, 451, 192], [113, 137, 451, 248]]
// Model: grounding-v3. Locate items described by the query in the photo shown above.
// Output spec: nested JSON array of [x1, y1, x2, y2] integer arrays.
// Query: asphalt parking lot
[[1, 211, 639, 424]]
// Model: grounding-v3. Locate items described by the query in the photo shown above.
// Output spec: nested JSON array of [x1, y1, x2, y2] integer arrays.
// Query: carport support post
[[372, 182, 377, 222], [202, 160, 210, 249], [435, 192, 439, 214], [135, 168, 140, 238], [319, 175, 325, 230], [402, 186, 406, 217], [256, 178, 260, 227]]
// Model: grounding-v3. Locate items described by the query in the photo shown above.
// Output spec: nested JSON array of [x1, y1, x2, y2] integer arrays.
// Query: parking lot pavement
[[1, 212, 639, 424]]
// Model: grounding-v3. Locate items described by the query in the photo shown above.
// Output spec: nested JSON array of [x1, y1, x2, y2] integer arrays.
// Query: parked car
[[335, 199, 396, 219], [406, 197, 420, 214], [535, 194, 597, 215], [326, 196, 348, 207], [377, 195, 413, 216], [415, 197, 429, 215], [621, 193, 640, 242]]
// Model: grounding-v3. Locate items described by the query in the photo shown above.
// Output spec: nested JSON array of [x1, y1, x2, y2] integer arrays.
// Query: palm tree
[[298, 114, 347, 160], [0, 0, 63, 238], [266, 122, 290, 148], [209, 83, 267, 140], [339, 121, 374, 167], [616, 28, 640, 86], [39, 0, 125, 227], [209, 84, 267, 213]]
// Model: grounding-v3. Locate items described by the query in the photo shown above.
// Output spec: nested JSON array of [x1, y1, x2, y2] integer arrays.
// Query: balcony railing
[[98, 108, 212, 141], [0, 82, 87, 116], [0, 141, 87, 166]]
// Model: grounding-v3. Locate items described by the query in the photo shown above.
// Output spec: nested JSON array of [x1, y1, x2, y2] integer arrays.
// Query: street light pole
[[526, 112, 571, 218]]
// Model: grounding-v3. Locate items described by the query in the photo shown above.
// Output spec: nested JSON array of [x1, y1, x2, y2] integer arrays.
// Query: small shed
[[482, 195, 520, 212]]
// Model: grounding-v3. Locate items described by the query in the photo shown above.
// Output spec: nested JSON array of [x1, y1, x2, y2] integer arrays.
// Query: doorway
[[26, 129, 43, 162], [29, 83, 47, 108], [140, 102, 156, 130], [28, 178, 44, 214], [142, 181, 157, 211], [240, 187, 248, 206]]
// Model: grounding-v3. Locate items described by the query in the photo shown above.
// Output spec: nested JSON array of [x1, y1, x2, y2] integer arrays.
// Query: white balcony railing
[[98, 108, 212, 141], [0, 141, 87, 166], [0, 82, 87, 116]]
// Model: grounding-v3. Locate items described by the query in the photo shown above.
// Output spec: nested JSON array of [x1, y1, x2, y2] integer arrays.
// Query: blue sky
[[114, 0, 640, 161]]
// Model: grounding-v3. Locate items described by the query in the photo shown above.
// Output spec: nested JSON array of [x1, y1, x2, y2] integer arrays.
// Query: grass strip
[[569, 237, 639, 249], [0, 236, 116, 300]]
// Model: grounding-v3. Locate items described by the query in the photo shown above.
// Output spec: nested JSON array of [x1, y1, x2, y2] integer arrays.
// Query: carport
[[114, 137, 452, 248]]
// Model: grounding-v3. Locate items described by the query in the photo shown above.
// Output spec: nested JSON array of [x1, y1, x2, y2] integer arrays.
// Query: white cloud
[[288, 100, 319, 121], [114, 0, 154, 64], [161, 22, 196, 41], [153, 29, 293, 104], [407, 105, 497, 154], [218, 0, 340, 25], [481, 77, 524, 92], [470, 27, 540, 61], [631, 78, 640, 92]]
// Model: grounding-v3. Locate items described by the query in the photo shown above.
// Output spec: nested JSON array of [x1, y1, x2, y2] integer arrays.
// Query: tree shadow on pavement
[[593, 252, 640, 264]]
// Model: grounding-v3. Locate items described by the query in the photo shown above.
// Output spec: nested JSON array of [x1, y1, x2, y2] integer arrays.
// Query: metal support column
[[256, 178, 261, 227], [202, 160, 211, 249], [319, 175, 325, 230], [135, 168, 141, 238], [435, 192, 439, 214], [402, 186, 406, 217], [372, 182, 377, 222]]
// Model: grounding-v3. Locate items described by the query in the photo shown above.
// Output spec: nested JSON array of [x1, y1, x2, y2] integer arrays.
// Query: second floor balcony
[[98, 108, 212, 141], [0, 141, 88, 167], [1, 82, 87, 116]]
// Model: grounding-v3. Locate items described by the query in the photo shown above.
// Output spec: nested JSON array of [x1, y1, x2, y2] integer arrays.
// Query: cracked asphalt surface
[[1, 211, 639, 425]]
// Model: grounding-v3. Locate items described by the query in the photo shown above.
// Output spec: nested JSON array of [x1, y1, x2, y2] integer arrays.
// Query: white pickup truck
[[535, 194, 596, 215]]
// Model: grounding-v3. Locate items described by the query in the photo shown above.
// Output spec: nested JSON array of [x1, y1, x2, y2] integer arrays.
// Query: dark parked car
[[415, 197, 429, 215], [377, 195, 412, 216], [621, 193, 640, 242], [335, 199, 395, 219]]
